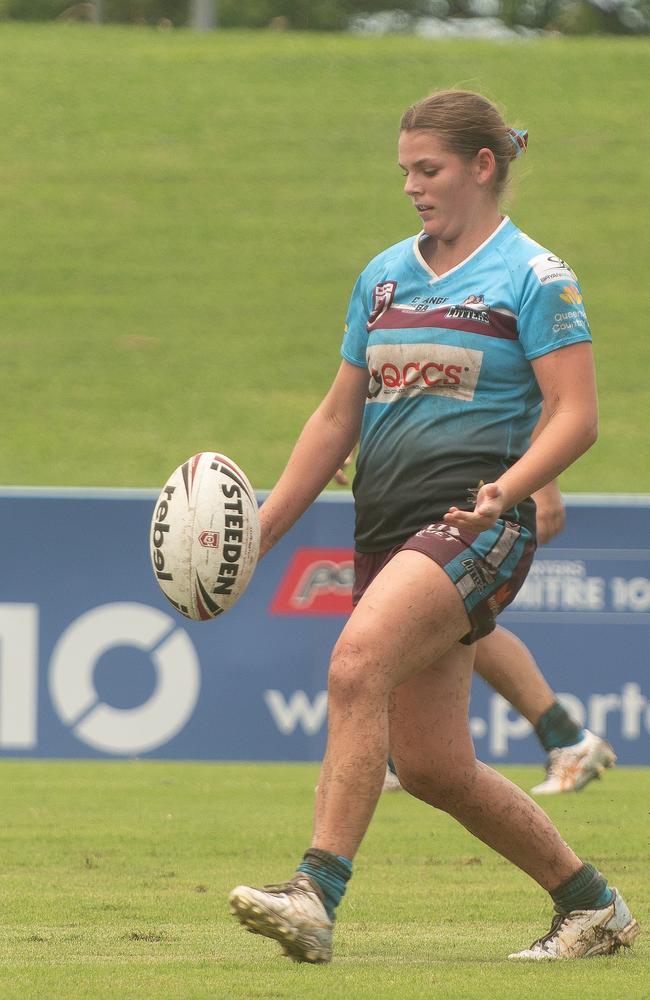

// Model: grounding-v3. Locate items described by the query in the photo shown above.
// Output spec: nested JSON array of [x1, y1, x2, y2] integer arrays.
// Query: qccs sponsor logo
[[366, 342, 483, 404], [270, 548, 354, 615]]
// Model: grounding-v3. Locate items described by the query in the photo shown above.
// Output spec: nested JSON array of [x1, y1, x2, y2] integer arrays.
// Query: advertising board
[[0, 489, 647, 764]]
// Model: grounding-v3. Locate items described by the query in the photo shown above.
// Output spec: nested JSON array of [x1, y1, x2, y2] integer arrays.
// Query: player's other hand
[[532, 480, 565, 544], [333, 451, 355, 486], [443, 482, 504, 533]]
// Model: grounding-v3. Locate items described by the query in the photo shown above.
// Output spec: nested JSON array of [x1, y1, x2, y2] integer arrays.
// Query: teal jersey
[[340, 217, 592, 552]]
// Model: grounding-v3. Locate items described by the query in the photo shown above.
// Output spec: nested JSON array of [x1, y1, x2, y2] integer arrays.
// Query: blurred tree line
[[2, 0, 648, 33]]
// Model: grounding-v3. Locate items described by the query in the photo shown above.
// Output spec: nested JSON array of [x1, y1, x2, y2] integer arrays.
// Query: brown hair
[[400, 90, 520, 195]]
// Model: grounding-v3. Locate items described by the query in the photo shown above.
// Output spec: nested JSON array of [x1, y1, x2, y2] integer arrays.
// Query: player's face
[[398, 130, 484, 241]]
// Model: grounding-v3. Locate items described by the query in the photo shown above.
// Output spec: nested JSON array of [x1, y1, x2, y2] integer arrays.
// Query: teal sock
[[535, 701, 585, 752], [297, 848, 352, 920], [551, 863, 614, 914]]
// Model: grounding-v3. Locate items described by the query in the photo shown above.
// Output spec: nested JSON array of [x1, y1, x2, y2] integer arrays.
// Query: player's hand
[[333, 451, 355, 486], [443, 482, 504, 533], [532, 480, 565, 544]]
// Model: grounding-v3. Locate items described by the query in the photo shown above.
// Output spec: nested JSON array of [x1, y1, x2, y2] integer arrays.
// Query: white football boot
[[382, 764, 403, 793], [509, 889, 640, 960], [229, 873, 333, 963], [531, 729, 617, 795]]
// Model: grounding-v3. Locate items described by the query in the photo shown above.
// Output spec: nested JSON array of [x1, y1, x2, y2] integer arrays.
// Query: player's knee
[[395, 767, 448, 807], [328, 639, 384, 707], [397, 760, 478, 810]]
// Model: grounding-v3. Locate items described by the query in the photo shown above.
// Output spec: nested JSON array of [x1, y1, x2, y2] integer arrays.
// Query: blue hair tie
[[506, 127, 528, 158]]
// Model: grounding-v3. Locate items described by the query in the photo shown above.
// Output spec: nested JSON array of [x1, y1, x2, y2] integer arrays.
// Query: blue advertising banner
[[0, 489, 647, 765]]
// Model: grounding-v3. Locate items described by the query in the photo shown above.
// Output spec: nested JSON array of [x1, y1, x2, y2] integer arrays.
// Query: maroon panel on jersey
[[370, 305, 518, 341]]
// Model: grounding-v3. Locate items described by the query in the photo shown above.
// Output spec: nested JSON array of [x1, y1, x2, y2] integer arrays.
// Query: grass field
[[0, 760, 646, 998], [0, 26, 649, 492]]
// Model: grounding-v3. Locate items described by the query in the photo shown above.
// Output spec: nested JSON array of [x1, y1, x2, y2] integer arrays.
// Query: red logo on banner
[[270, 547, 354, 615]]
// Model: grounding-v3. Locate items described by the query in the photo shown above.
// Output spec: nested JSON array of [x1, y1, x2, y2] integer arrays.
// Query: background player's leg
[[475, 625, 616, 794], [474, 624, 556, 722]]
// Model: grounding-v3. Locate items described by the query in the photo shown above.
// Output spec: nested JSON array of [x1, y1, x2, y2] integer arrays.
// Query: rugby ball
[[150, 452, 260, 620]]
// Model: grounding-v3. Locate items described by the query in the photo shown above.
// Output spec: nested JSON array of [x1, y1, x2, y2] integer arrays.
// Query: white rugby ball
[[150, 452, 260, 620]]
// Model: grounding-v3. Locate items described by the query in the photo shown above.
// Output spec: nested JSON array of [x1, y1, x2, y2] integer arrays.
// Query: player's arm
[[532, 479, 565, 544], [258, 360, 368, 557], [444, 341, 597, 531], [530, 402, 566, 544]]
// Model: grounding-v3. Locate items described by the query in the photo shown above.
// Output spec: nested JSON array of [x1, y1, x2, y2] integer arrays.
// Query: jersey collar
[[412, 215, 512, 283]]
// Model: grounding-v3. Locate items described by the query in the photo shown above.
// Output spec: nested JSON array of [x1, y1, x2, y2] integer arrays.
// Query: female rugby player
[[229, 90, 638, 964]]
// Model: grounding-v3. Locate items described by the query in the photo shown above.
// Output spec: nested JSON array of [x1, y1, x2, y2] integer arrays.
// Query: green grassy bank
[[0, 26, 648, 490]]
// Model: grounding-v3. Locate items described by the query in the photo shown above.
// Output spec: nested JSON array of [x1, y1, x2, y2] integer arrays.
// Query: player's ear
[[474, 147, 496, 187]]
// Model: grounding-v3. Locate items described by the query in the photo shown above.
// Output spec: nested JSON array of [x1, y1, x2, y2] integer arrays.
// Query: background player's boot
[[508, 889, 639, 960], [531, 730, 616, 794], [382, 764, 403, 792], [229, 873, 333, 963]]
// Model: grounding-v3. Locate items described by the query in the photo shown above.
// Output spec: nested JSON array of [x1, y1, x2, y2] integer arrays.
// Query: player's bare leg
[[230, 550, 635, 961], [231, 551, 474, 959], [384, 623, 556, 795], [389, 653, 581, 888], [311, 551, 474, 858]]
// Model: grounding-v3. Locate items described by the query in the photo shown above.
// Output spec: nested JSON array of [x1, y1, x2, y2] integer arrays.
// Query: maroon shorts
[[352, 520, 536, 645]]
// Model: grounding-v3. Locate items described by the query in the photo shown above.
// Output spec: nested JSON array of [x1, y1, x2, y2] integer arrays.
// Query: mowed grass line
[[0, 761, 646, 998], [0, 26, 648, 491]]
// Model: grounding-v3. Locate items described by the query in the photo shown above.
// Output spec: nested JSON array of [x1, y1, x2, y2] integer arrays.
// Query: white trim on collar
[[412, 215, 511, 283]]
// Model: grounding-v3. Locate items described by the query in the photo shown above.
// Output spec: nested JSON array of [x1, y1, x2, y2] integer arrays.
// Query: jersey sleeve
[[517, 253, 592, 360], [340, 272, 371, 369]]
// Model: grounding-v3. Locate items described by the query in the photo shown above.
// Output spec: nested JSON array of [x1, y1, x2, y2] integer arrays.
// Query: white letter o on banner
[[49, 602, 200, 755]]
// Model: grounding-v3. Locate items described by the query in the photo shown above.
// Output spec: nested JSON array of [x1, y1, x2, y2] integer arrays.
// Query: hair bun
[[506, 127, 528, 159]]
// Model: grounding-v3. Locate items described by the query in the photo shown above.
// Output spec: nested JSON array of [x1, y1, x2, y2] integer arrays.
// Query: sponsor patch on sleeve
[[528, 252, 578, 286], [552, 309, 588, 336]]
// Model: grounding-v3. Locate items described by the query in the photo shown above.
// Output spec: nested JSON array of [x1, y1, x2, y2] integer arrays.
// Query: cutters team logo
[[366, 342, 483, 404], [367, 281, 397, 328], [462, 294, 487, 308], [446, 294, 490, 325], [270, 548, 354, 615]]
